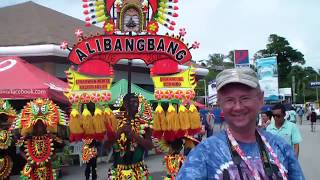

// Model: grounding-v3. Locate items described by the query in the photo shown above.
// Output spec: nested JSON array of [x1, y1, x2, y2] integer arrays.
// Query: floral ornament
[[185, 90, 195, 100], [154, 90, 164, 100], [165, 90, 174, 99], [68, 94, 80, 104], [174, 90, 184, 100], [146, 21, 159, 34], [101, 92, 112, 102], [60, 41, 68, 50], [104, 20, 115, 34], [91, 92, 101, 103], [179, 28, 186, 37], [81, 93, 91, 103], [74, 29, 83, 38], [192, 41, 200, 49]]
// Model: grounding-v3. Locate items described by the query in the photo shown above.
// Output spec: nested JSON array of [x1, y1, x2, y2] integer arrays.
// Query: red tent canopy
[[0, 57, 68, 103]]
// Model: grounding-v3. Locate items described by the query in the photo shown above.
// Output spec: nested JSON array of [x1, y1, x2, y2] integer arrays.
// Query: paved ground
[[298, 119, 320, 180], [11, 118, 320, 179]]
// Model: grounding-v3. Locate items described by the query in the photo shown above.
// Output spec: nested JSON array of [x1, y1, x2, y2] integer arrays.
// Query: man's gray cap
[[216, 67, 260, 91]]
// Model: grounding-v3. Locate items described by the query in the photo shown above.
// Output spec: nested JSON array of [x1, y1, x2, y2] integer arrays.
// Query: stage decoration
[[0, 99, 16, 179], [63, 0, 203, 178], [12, 98, 66, 180]]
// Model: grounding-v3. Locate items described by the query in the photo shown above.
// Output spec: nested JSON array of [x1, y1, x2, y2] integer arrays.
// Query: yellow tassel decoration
[[166, 103, 176, 132], [153, 102, 164, 131], [178, 104, 190, 131], [104, 106, 118, 132], [189, 104, 201, 132], [93, 107, 106, 135], [82, 105, 95, 136], [69, 108, 84, 135]]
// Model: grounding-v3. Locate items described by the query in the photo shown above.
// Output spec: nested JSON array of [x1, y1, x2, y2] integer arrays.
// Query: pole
[[203, 79, 207, 107], [316, 75, 319, 106], [127, 61, 132, 94], [292, 75, 296, 104], [303, 82, 306, 104]]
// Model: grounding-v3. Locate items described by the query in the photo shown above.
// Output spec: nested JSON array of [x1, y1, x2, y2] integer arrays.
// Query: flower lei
[[82, 139, 97, 163], [226, 128, 287, 180], [116, 114, 147, 156], [0, 130, 12, 150], [164, 154, 185, 179], [25, 135, 53, 165], [0, 155, 13, 179]]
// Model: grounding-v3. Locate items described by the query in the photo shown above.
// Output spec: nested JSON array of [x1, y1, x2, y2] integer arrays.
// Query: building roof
[[0, 1, 103, 46]]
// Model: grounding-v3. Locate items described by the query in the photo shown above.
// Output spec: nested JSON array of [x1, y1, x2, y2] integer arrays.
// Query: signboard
[[310, 82, 320, 88], [279, 88, 292, 96], [66, 68, 113, 92], [68, 35, 192, 65], [208, 80, 217, 105], [152, 68, 196, 89], [234, 50, 249, 67], [256, 56, 279, 101]]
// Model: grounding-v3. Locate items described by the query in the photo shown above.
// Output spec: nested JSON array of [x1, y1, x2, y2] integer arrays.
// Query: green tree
[[255, 34, 305, 88], [195, 53, 234, 98]]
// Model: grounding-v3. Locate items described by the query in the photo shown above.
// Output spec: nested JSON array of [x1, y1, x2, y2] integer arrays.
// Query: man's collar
[[270, 119, 288, 130]]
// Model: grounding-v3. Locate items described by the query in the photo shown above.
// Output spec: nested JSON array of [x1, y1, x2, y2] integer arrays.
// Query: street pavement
[[299, 119, 320, 180], [11, 118, 320, 179]]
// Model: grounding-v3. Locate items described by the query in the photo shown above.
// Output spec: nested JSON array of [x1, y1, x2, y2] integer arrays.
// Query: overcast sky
[[2, 0, 320, 70]]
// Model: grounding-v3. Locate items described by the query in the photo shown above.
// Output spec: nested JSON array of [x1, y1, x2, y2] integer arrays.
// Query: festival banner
[[66, 68, 113, 91], [234, 50, 249, 68], [255, 57, 279, 101], [208, 80, 217, 105], [152, 68, 196, 89], [310, 82, 320, 88]]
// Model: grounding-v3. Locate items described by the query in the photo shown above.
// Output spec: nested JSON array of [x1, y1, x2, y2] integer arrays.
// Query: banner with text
[[234, 50, 249, 67], [256, 56, 279, 101], [208, 80, 217, 105]]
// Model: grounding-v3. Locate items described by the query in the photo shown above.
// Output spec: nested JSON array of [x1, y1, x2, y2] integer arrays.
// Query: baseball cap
[[216, 67, 260, 91]]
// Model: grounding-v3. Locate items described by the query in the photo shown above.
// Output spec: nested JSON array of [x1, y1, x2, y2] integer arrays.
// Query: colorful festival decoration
[[152, 67, 201, 141], [63, 0, 203, 179], [0, 99, 16, 179], [13, 98, 67, 180]]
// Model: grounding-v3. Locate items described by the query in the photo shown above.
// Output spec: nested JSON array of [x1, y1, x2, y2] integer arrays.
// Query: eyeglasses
[[219, 95, 258, 107], [272, 114, 283, 118]]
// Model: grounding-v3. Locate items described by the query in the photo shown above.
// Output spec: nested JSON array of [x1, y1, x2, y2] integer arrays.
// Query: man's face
[[125, 97, 139, 116], [261, 113, 269, 122], [271, 109, 285, 123], [217, 83, 264, 130]]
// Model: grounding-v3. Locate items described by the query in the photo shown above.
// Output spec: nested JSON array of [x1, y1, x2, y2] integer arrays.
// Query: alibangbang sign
[[255, 56, 279, 101]]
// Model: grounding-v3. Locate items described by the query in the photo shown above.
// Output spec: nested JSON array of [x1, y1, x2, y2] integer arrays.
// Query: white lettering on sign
[[0, 59, 17, 72]]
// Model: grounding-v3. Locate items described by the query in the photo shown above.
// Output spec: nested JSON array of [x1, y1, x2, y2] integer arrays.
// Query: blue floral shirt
[[177, 130, 305, 180]]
